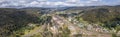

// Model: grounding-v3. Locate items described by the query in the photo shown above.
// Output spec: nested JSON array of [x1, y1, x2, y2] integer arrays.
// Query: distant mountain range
[[0, 5, 120, 14], [0, 5, 120, 8]]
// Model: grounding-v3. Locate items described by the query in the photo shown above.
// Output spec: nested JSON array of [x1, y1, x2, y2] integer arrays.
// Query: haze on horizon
[[0, 0, 120, 8]]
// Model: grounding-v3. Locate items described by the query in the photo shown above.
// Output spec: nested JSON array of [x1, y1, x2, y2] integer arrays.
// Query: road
[[52, 15, 112, 37], [22, 15, 112, 37]]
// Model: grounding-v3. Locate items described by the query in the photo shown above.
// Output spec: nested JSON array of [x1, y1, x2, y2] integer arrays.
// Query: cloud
[[91, 0, 100, 1], [37, 0, 47, 1], [30, 1, 39, 5], [0, 0, 119, 7], [0, 0, 5, 3], [0, 4, 8, 7], [66, 0, 80, 2], [19, 0, 26, 3]]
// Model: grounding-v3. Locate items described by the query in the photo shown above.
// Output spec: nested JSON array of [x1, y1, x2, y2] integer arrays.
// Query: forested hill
[[78, 6, 120, 32], [0, 8, 40, 37]]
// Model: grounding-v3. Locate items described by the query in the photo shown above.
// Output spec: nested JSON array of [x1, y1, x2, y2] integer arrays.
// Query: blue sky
[[0, 0, 120, 7]]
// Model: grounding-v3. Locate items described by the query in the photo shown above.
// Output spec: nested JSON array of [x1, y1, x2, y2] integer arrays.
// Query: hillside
[[75, 6, 120, 37], [81, 7, 120, 28], [0, 8, 41, 37]]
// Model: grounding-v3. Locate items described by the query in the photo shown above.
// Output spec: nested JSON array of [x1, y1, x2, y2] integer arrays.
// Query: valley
[[0, 6, 120, 37]]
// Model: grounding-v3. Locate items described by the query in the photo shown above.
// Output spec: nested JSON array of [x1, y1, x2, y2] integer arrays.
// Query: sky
[[0, 0, 120, 7]]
